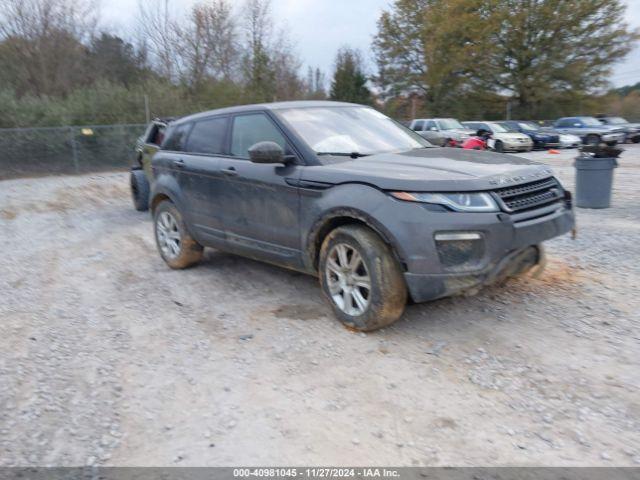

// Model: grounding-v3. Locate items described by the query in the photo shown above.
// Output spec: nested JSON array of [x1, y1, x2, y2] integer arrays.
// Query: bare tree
[[0, 0, 99, 96], [176, 0, 238, 87], [240, 0, 303, 102], [137, 0, 181, 81]]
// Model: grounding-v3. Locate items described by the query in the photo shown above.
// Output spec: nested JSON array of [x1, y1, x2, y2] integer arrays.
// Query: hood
[[303, 148, 553, 191], [593, 125, 625, 133], [534, 129, 560, 137]]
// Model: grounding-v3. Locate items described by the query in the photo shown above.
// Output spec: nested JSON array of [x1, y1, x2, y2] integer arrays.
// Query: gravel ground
[[1, 145, 639, 466]]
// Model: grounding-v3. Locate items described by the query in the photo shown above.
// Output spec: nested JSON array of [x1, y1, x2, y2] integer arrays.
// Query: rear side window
[[556, 118, 573, 127], [162, 123, 192, 151], [148, 124, 166, 146], [230, 113, 286, 158], [185, 117, 228, 155], [412, 120, 424, 131]]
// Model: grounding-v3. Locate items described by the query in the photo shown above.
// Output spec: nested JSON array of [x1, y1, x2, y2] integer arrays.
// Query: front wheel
[[153, 201, 203, 269], [319, 225, 407, 331]]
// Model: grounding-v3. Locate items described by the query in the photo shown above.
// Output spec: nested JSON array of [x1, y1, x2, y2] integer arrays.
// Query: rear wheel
[[130, 169, 150, 211], [153, 201, 203, 269], [319, 225, 407, 331], [494, 140, 504, 153]]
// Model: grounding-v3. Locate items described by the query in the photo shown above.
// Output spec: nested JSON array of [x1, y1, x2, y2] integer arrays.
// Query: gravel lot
[[1, 145, 639, 466]]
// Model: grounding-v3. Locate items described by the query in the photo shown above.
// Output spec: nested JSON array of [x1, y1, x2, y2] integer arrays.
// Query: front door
[[218, 112, 303, 269]]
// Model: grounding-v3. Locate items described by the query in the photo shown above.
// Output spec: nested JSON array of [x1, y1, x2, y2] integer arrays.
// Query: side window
[[162, 123, 192, 152], [185, 117, 228, 155], [149, 124, 166, 146], [412, 120, 424, 131], [426, 120, 437, 130], [230, 113, 286, 158]]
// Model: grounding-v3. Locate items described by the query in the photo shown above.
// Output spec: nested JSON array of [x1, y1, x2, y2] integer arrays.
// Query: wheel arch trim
[[305, 207, 407, 273]]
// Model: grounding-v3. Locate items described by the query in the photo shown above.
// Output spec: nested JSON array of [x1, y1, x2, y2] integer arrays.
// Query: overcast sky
[[102, 0, 640, 88]]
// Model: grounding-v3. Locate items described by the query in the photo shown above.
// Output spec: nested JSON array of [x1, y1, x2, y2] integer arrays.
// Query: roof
[[412, 118, 457, 121], [173, 100, 362, 125]]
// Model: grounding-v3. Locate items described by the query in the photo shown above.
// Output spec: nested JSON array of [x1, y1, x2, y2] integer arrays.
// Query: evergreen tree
[[329, 47, 371, 105]]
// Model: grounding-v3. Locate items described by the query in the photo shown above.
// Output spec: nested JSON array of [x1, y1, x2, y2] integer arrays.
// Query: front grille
[[494, 177, 563, 213]]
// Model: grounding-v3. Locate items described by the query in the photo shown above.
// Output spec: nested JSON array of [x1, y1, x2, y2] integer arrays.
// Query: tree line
[[374, 0, 639, 120], [0, 0, 637, 128], [0, 0, 372, 127]]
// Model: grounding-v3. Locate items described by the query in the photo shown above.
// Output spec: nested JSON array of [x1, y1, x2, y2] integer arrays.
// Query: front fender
[[301, 183, 409, 272]]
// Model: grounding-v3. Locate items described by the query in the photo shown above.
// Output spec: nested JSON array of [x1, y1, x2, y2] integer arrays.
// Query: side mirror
[[248, 141, 287, 164], [429, 126, 438, 131]]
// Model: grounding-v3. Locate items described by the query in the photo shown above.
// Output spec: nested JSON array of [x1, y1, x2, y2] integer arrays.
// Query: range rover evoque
[[149, 101, 575, 331]]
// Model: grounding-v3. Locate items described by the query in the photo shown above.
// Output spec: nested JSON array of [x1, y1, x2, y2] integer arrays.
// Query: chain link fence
[[0, 124, 147, 180]]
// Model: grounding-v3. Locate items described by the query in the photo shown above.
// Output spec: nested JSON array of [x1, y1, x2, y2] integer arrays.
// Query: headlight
[[390, 191, 499, 212]]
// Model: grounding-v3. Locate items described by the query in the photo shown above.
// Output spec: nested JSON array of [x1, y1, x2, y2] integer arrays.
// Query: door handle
[[221, 167, 238, 176], [173, 159, 185, 168]]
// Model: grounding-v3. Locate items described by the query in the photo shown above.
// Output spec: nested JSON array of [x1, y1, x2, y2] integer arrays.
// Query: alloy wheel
[[325, 243, 371, 316], [156, 211, 181, 259]]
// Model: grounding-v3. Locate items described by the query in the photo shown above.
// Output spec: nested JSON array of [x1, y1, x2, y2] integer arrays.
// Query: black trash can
[[574, 146, 621, 209]]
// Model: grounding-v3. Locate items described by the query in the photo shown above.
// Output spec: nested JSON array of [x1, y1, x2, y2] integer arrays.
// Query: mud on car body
[[130, 117, 175, 211], [149, 101, 575, 331]]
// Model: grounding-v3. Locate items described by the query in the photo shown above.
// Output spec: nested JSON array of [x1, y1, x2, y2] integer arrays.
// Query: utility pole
[[144, 94, 150, 124]]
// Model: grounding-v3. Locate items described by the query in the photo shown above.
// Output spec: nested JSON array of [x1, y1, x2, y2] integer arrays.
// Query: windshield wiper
[[316, 151, 370, 158]]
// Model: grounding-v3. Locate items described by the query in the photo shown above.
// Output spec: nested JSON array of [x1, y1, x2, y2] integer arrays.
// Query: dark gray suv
[[150, 101, 574, 331]]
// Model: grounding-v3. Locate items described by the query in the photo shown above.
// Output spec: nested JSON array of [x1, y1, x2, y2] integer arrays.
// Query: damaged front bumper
[[401, 204, 574, 303]]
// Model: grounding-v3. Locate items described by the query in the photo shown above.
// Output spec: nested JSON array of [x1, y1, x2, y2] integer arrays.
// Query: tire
[[130, 169, 150, 212], [153, 200, 203, 269], [494, 140, 504, 153], [632, 136, 640, 144], [319, 225, 407, 331], [585, 134, 600, 146]]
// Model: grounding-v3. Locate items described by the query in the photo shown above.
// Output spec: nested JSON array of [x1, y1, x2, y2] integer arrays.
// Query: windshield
[[487, 122, 509, 133], [603, 117, 627, 125], [580, 117, 604, 127], [438, 119, 465, 130], [517, 122, 539, 131], [277, 106, 431, 155]]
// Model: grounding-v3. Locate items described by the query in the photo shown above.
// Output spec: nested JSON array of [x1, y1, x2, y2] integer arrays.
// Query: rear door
[[178, 115, 230, 245], [217, 112, 303, 269]]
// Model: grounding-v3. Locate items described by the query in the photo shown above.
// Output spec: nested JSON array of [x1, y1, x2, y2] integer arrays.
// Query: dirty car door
[[178, 115, 230, 246], [218, 112, 303, 269]]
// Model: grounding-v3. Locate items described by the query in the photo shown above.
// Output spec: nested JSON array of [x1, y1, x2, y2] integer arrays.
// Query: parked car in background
[[558, 133, 582, 149], [130, 117, 174, 211], [462, 121, 533, 152], [149, 101, 574, 331], [409, 118, 474, 146], [500, 120, 560, 149], [596, 115, 640, 143], [553, 116, 625, 145]]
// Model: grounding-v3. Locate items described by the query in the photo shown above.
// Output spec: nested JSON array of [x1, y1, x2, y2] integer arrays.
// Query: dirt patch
[[271, 304, 324, 320], [0, 208, 17, 220]]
